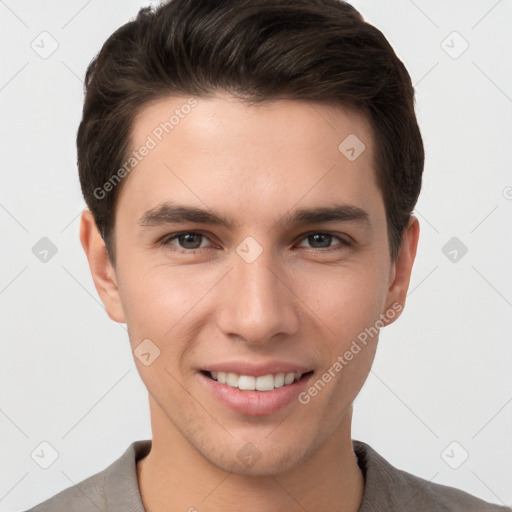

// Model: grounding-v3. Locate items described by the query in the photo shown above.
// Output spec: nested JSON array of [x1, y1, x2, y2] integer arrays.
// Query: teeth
[[226, 372, 239, 387], [256, 374, 274, 391], [238, 375, 256, 390], [274, 373, 285, 388], [208, 371, 304, 391]]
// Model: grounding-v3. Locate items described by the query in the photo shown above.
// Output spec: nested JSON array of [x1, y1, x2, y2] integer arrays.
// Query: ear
[[79, 208, 126, 323], [381, 215, 420, 326]]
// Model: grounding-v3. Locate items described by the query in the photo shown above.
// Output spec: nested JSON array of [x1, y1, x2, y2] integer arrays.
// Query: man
[[26, 0, 510, 510]]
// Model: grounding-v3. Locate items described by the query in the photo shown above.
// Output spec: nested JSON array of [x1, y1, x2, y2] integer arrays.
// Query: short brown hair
[[77, 0, 424, 265]]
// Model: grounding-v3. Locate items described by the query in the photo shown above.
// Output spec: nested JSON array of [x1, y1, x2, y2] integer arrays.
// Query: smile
[[199, 369, 315, 416], [205, 370, 312, 391]]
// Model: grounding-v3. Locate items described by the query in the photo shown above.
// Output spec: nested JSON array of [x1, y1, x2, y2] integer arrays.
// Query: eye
[[160, 232, 212, 252], [296, 232, 350, 251], [159, 231, 351, 254]]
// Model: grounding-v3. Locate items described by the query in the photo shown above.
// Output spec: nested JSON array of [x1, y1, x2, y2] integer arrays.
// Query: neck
[[137, 404, 364, 512]]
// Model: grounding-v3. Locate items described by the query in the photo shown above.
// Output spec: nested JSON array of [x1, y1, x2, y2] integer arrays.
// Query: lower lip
[[199, 371, 314, 416]]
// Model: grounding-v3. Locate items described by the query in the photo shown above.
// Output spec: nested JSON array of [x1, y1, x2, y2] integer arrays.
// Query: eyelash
[[158, 231, 352, 254]]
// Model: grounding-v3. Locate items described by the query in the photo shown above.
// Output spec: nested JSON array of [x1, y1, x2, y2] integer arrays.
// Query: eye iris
[[309, 233, 331, 248], [179, 233, 202, 249]]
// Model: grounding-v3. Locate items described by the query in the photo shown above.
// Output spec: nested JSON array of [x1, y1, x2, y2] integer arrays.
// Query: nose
[[215, 249, 300, 346]]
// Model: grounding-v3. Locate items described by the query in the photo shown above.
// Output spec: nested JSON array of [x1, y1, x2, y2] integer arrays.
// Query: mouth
[[201, 370, 314, 392], [199, 369, 315, 416]]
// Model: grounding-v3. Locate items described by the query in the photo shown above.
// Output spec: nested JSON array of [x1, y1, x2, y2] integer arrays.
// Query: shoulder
[[24, 440, 151, 512], [353, 440, 511, 512], [24, 468, 108, 512], [389, 464, 510, 511]]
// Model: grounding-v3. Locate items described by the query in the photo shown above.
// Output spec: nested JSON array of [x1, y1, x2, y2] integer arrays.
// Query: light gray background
[[1, 0, 511, 510]]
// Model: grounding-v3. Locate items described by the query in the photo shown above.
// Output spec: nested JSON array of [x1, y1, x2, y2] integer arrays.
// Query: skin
[[80, 92, 419, 512]]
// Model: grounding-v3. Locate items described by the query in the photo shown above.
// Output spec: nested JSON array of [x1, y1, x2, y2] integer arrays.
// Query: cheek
[[298, 271, 383, 418], [298, 264, 386, 399], [117, 264, 210, 399], [118, 244, 389, 357], [302, 263, 387, 341], [118, 261, 221, 351]]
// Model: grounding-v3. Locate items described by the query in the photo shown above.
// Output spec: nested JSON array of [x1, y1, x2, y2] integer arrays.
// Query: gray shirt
[[25, 439, 510, 511]]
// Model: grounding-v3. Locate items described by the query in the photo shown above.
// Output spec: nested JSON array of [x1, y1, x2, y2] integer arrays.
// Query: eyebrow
[[138, 201, 371, 230]]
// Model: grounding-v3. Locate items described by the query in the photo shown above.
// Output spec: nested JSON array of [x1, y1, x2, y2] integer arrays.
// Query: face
[[83, 92, 417, 476]]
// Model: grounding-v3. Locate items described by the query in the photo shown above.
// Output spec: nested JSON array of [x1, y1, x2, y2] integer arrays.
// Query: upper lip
[[201, 361, 314, 377]]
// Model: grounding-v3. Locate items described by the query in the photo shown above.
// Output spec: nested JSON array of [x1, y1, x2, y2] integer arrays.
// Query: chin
[[188, 427, 320, 477], [210, 445, 310, 477]]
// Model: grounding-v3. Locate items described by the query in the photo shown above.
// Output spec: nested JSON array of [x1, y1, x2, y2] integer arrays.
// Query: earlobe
[[79, 209, 126, 323], [382, 215, 420, 325]]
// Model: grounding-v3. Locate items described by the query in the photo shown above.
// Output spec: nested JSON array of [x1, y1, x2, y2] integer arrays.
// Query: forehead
[[130, 92, 374, 156], [116, 93, 381, 228]]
